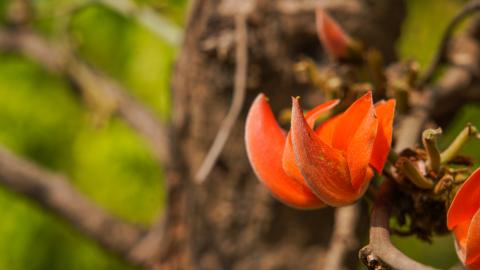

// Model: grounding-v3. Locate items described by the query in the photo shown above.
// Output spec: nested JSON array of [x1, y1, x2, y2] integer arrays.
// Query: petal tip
[[315, 8, 350, 59]]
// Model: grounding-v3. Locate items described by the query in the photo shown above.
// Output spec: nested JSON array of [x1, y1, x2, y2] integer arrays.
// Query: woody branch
[[361, 10, 480, 270], [0, 146, 151, 265]]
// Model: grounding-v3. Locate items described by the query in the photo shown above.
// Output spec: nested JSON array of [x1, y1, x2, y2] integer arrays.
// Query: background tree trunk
[[163, 0, 406, 269]]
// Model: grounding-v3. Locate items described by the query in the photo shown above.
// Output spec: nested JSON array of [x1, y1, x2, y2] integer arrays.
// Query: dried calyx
[[386, 124, 479, 241]]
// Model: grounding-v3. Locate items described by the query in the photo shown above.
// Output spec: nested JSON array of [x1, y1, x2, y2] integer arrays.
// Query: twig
[[417, 0, 480, 88], [55, 0, 182, 45], [0, 28, 173, 167], [97, 0, 182, 45], [395, 32, 480, 152], [359, 181, 439, 270], [276, 0, 363, 15], [194, 6, 250, 183], [322, 203, 360, 270], [0, 146, 150, 266], [127, 216, 166, 267]]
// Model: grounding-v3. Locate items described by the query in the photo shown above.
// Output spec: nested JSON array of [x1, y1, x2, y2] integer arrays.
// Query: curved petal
[[370, 99, 396, 172], [466, 209, 480, 269], [448, 168, 480, 229], [453, 220, 470, 259], [245, 94, 325, 209], [291, 97, 359, 206], [316, 8, 351, 59], [304, 99, 340, 127], [283, 99, 339, 181], [345, 103, 378, 189], [283, 133, 304, 181], [315, 114, 340, 146], [332, 91, 375, 152]]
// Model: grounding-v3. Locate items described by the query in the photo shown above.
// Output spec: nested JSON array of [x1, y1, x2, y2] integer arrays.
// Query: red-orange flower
[[245, 91, 395, 208], [316, 8, 352, 60], [447, 168, 480, 270]]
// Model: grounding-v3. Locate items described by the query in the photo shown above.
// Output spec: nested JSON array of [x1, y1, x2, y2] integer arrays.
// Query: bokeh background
[[0, 0, 476, 269]]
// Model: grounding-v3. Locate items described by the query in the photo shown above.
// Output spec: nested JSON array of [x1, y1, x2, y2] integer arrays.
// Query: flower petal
[[245, 94, 325, 208], [332, 91, 375, 152], [448, 168, 480, 229], [466, 209, 480, 269], [304, 99, 340, 127], [315, 114, 340, 146], [291, 97, 359, 206], [283, 99, 339, 181], [370, 100, 395, 172], [282, 133, 304, 181], [316, 8, 351, 59], [345, 101, 378, 189], [454, 220, 470, 259]]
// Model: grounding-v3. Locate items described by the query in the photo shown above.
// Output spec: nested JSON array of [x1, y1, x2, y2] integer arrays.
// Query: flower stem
[[440, 123, 479, 164]]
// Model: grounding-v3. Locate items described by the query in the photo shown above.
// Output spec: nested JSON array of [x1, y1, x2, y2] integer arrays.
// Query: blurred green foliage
[[0, 0, 478, 269], [0, 0, 185, 269]]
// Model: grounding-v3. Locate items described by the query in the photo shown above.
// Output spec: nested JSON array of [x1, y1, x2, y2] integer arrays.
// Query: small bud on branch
[[441, 123, 479, 164], [422, 128, 442, 174]]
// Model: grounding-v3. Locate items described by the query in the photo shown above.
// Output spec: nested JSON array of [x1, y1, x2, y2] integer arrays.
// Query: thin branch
[[395, 33, 480, 152], [97, 0, 182, 45], [276, 0, 363, 15], [417, 0, 480, 88], [0, 28, 173, 167], [359, 181, 439, 270], [322, 203, 360, 270], [194, 2, 252, 183], [0, 146, 150, 266], [382, 18, 480, 270], [127, 216, 166, 267], [57, 0, 182, 45]]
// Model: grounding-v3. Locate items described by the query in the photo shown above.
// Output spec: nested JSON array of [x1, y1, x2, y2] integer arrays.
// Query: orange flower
[[316, 8, 352, 60], [447, 168, 480, 270], [245, 91, 395, 208]]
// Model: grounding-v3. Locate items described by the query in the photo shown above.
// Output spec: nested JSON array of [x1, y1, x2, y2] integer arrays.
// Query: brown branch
[[276, 0, 363, 14], [359, 181, 439, 270], [0, 28, 173, 167], [395, 33, 480, 152], [194, 0, 253, 183], [366, 15, 480, 269], [417, 0, 480, 88], [96, 0, 182, 45], [0, 145, 152, 266], [322, 203, 360, 270], [51, 0, 181, 45]]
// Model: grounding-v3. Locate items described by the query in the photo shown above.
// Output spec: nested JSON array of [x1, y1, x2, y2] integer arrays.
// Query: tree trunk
[[161, 1, 406, 269]]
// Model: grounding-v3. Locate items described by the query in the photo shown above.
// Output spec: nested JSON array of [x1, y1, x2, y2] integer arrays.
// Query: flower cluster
[[245, 91, 395, 208], [244, 7, 480, 269]]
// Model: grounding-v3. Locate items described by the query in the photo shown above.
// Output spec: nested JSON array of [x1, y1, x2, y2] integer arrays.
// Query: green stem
[[440, 123, 479, 164]]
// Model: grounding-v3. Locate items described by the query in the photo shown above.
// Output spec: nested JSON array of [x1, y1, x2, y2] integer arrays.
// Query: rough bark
[[165, 0, 406, 269]]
